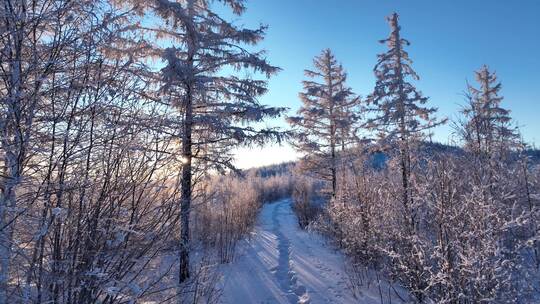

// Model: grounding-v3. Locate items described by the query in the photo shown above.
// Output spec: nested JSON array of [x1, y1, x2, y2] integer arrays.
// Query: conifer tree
[[288, 49, 360, 197], [367, 13, 442, 231], [115, 0, 286, 284], [462, 65, 517, 157]]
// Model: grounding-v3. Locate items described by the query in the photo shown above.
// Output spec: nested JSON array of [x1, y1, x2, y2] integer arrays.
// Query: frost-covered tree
[[0, 1, 92, 301], [288, 49, 360, 197], [114, 0, 286, 285], [365, 13, 444, 301], [462, 65, 518, 157], [367, 12, 442, 231], [0, 1, 187, 302]]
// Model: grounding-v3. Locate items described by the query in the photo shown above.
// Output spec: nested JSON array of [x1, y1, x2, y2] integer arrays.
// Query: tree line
[[289, 13, 539, 303]]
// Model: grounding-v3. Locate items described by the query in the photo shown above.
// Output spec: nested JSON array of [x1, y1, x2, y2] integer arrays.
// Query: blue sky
[[231, 0, 540, 168]]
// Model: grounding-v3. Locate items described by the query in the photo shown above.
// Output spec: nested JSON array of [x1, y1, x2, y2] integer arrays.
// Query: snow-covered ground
[[219, 199, 407, 304]]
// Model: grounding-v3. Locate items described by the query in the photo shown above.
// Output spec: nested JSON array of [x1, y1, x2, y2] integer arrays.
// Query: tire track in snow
[[272, 202, 310, 304]]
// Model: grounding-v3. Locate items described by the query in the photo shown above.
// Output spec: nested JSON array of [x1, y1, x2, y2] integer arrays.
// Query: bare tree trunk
[[331, 143, 337, 197], [326, 57, 337, 198], [179, 83, 193, 284], [179, 1, 197, 286], [394, 16, 414, 233]]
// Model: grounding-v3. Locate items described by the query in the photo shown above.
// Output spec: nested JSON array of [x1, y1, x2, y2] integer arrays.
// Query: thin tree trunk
[[179, 1, 196, 285], [179, 83, 193, 283], [393, 14, 414, 232]]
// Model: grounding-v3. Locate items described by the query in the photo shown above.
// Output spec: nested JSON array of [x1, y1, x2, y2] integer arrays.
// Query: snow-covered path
[[219, 199, 402, 304]]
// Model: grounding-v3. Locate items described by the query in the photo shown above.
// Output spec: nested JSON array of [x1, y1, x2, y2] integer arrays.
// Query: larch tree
[[114, 0, 286, 285], [367, 14, 444, 301], [462, 65, 518, 158], [367, 12, 443, 232], [288, 49, 360, 198]]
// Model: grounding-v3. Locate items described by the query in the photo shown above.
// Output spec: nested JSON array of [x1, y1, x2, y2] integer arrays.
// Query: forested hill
[[247, 141, 540, 174]]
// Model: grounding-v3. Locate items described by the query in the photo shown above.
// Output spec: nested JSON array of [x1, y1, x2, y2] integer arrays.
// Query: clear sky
[[232, 0, 540, 169]]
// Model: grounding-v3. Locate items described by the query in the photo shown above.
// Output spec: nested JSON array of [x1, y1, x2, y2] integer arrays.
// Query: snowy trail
[[219, 199, 403, 304]]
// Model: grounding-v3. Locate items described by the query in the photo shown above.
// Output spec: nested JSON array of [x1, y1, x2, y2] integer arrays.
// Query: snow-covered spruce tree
[[367, 13, 443, 301], [288, 49, 360, 198], [114, 0, 286, 285], [367, 12, 442, 233], [461, 65, 518, 158]]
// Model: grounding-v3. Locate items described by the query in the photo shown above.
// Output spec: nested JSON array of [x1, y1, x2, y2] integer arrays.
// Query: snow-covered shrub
[[194, 176, 259, 263], [177, 256, 222, 304], [248, 168, 294, 204], [193, 167, 294, 263], [292, 176, 322, 229], [320, 149, 540, 303]]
